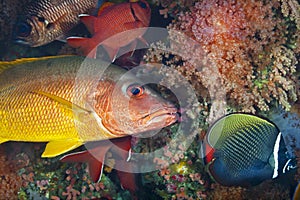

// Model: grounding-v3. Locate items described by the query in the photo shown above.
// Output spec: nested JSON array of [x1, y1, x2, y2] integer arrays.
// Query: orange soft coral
[[166, 0, 298, 112]]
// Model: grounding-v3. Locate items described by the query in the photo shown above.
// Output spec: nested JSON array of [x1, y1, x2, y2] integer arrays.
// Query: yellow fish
[[0, 55, 179, 157]]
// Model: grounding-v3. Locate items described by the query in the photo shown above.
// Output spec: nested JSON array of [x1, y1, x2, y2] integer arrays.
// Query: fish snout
[[142, 104, 180, 128]]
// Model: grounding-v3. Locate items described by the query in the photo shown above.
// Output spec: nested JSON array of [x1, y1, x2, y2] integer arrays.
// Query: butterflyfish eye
[[127, 84, 144, 97], [16, 22, 32, 37], [138, 1, 147, 9]]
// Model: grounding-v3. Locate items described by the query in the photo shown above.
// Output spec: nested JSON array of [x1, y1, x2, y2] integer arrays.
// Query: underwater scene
[[0, 0, 299, 199]]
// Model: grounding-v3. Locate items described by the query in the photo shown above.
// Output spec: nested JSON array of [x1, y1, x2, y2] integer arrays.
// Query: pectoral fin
[[42, 139, 83, 157], [32, 90, 91, 121]]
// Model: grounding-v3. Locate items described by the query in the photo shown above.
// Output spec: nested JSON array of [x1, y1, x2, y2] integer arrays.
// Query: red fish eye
[[138, 1, 147, 9], [127, 85, 144, 97]]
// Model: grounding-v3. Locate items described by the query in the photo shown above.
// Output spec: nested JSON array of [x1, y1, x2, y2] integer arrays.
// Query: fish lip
[[141, 106, 180, 126]]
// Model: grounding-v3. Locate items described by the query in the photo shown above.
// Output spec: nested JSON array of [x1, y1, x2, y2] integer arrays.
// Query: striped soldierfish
[[15, 0, 103, 47], [0, 55, 179, 158]]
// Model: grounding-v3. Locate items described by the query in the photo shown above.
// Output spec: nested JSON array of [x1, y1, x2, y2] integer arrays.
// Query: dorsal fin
[[0, 55, 73, 74], [97, 2, 114, 16]]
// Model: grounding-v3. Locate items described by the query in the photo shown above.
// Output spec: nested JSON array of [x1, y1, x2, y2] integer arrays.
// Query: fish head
[[15, 15, 55, 47], [130, 0, 151, 27], [92, 72, 179, 136]]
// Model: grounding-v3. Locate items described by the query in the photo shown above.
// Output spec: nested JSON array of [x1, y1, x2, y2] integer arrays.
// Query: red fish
[[60, 136, 138, 198], [67, 0, 151, 60]]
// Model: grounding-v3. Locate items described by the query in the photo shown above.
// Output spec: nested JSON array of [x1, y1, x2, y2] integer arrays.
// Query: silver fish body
[[15, 0, 101, 46]]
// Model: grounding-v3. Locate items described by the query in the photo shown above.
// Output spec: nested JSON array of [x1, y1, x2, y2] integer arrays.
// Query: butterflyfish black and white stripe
[[202, 113, 295, 187]]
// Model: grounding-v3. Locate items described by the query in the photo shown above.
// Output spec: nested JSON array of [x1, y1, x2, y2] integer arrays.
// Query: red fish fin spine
[[79, 14, 97, 34]]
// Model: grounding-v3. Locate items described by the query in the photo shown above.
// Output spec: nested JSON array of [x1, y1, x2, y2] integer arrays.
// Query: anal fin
[[42, 139, 83, 157]]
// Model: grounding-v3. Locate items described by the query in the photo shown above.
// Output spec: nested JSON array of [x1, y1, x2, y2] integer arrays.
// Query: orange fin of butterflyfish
[[60, 141, 113, 182], [97, 2, 115, 16], [42, 139, 83, 157], [78, 14, 97, 34]]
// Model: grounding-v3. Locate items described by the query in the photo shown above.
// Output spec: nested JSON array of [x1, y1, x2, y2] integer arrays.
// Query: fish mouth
[[141, 107, 180, 128]]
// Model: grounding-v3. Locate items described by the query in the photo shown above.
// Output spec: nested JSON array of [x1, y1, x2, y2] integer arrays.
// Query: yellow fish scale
[[0, 79, 77, 142]]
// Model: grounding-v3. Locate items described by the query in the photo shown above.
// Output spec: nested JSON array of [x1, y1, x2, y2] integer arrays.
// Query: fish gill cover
[[0, 0, 299, 199]]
